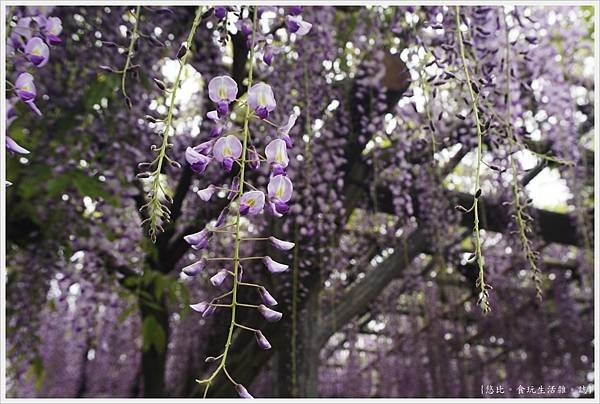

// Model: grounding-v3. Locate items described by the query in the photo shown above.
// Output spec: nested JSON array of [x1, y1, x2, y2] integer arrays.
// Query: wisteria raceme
[[4, 4, 594, 400]]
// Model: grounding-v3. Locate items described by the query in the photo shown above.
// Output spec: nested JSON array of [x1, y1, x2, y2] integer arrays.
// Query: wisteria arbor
[[4, 4, 596, 399]]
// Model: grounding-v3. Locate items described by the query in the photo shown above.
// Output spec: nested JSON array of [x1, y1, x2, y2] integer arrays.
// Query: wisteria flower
[[210, 269, 229, 287], [265, 139, 289, 174], [263, 46, 274, 66], [206, 110, 224, 138], [286, 15, 312, 36], [14, 73, 42, 115], [44, 16, 62, 45], [254, 330, 271, 350], [190, 301, 209, 313], [268, 236, 295, 251], [239, 191, 265, 216], [213, 135, 242, 171], [277, 114, 297, 148], [258, 304, 283, 322], [259, 286, 278, 306], [25, 37, 50, 67], [248, 147, 260, 170], [289, 6, 303, 15], [185, 146, 212, 174], [263, 256, 289, 273], [182, 258, 207, 276], [235, 384, 253, 399], [267, 174, 293, 214], [248, 82, 276, 119], [184, 229, 210, 250], [208, 75, 238, 117], [197, 185, 216, 201], [6, 137, 30, 155]]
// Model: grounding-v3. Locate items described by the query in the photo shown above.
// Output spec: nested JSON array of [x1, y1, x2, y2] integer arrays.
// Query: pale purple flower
[[286, 15, 312, 36], [268, 236, 295, 251], [277, 114, 297, 148], [6, 136, 30, 154], [263, 256, 289, 273], [267, 175, 293, 214], [210, 269, 229, 287], [25, 37, 50, 67], [258, 304, 283, 322], [185, 146, 212, 174], [208, 75, 238, 117], [44, 16, 62, 45], [239, 191, 265, 216], [14, 73, 41, 115], [255, 330, 271, 350], [215, 207, 229, 227], [14, 73, 36, 102], [190, 301, 209, 313], [213, 135, 242, 171], [259, 286, 278, 306], [227, 176, 239, 200], [206, 110, 224, 137], [182, 258, 207, 276], [184, 229, 210, 250], [235, 384, 253, 399], [197, 185, 216, 201], [248, 82, 276, 119], [265, 139, 289, 173]]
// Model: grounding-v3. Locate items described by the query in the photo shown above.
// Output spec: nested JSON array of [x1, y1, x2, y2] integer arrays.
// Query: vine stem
[[502, 9, 542, 301], [121, 6, 141, 102], [144, 6, 203, 241], [198, 7, 259, 396], [455, 6, 490, 312]]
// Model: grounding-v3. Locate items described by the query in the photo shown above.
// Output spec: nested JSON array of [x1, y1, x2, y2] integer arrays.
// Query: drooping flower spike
[[208, 75, 238, 117], [239, 190, 266, 216], [213, 135, 242, 171], [265, 139, 289, 175], [44, 16, 62, 45], [248, 82, 276, 119], [25, 37, 50, 67]]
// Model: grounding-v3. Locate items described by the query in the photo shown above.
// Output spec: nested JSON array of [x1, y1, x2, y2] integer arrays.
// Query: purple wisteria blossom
[[184, 229, 211, 250], [259, 287, 278, 306], [44, 16, 63, 45], [185, 145, 212, 174], [263, 256, 289, 273], [235, 384, 254, 399], [267, 174, 293, 215], [239, 190, 266, 215], [14, 72, 42, 115], [208, 75, 238, 117], [258, 304, 283, 322], [247, 82, 276, 119], [254, 330, 271, 350], [25, 37, 50, 67], [277, 114, 297, 148], [268, 236, 295, 251], [213, 135, 242, 171], [265, 139, 289, 175], [286, 15, 312, 36]]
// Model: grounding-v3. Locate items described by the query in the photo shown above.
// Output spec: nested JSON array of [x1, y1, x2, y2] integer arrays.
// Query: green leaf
[[141, 315, 166, 353]]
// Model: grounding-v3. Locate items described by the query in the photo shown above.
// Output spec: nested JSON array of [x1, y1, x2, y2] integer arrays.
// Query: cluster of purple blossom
[[178, 6, 311, 397], [6, 12, 62, 159]]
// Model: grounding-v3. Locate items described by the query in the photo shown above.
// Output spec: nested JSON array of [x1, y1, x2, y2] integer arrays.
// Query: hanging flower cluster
[[6, 12, 63, 160], [181, 6, 310, 398]]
